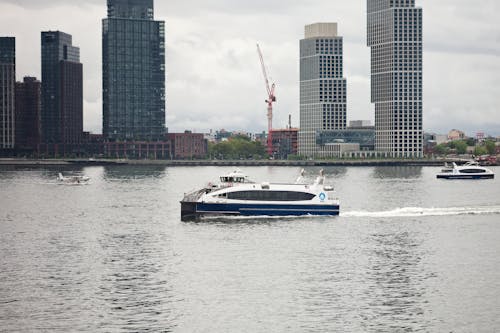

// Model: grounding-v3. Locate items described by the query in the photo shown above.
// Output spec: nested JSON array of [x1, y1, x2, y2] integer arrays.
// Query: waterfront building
[[204, 130, 217, 143], [102, 0, 166, 142], [103, 140, 171, 159], [253, 132, 267, 146], [167, 132, 208, 159], [298, 23, 347, 158], [271, 128, 299, 158], [41, 31, 83, 144], [15, 77, 42, 150], [316, 127, 375, 151], [367, 0, 423, 158], [317, 142, 360, 158], [447, 129, 466, 141], [0, 37, 15, 150], [215, 129, 232, 142]]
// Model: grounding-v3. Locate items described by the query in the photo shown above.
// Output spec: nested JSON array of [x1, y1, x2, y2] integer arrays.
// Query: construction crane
[[257, 44, 276, 156]]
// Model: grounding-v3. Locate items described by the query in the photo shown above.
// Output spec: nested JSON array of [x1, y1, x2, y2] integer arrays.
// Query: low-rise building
[[167, 132, 207, 159], [271, 128, 298, 158], [448, 129, 466, 141], [316, 142, 360, 158], [103, 141, 171, 159], [316, 127, 375, 152]]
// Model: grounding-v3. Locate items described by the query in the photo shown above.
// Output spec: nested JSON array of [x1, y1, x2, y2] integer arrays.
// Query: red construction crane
[[257, 44, 276, 156]]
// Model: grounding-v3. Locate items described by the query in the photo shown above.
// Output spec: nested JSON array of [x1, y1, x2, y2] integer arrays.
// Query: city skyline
[[0, 0, 498, 136]]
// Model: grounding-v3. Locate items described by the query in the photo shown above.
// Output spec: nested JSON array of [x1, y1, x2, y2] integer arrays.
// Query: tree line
[[208, 135, 267, 159], [434, 139, 496, 156]]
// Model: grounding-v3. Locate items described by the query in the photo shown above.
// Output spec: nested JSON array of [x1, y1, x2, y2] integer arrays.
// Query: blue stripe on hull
[[196, 202, 340, 217], [437, 174, 494, 179]]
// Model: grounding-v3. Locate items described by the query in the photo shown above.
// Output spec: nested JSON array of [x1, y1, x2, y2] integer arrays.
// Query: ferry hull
[[181, 201, 339, 221], [437, 174, 494, 179]]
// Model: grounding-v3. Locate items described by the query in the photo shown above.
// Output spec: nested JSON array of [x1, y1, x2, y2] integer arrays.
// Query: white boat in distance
[[437, 162, 494, 179], [58, 173, 90, 184], [181, 169, 340, 221]]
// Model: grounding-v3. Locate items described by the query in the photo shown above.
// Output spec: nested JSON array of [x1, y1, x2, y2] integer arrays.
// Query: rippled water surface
[[1, 165, 500, 332]]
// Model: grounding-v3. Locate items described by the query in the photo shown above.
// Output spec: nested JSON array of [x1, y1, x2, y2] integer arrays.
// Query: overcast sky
[[1, 0, 499, 136]]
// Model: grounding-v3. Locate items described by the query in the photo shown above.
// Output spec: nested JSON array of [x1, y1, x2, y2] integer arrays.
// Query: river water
[[1, 165, 500, 332]]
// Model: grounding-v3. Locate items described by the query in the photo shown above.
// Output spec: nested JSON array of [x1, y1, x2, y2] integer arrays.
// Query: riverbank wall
[[0, 158, 467, 167]]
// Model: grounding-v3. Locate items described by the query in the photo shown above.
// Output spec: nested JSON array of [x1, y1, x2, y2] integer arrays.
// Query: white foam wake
[[342, 206, 500, 218]]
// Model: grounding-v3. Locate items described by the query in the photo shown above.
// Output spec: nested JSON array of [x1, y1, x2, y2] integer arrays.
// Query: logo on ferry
[[319, 192, 326, 201]]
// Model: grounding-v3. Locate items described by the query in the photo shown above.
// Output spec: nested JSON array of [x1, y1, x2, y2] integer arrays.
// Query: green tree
[[435, 144, 449, 155], [454, 141, 468, 154], [448, 140, 467, 154], [484, 140, 496, 155], [209, 137, 266, 159], [465, 137, 476, 146], [474, 146, 488, 156]]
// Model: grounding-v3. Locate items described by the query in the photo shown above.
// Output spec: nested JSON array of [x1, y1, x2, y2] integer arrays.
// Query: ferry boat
[[436, 162, 494, 179], [180, 169, 339, 221]]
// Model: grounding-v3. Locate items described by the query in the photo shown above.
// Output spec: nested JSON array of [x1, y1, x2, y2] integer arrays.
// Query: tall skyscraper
[[0, 37, 15, 150], [298, 23, 347, 157], [41, 31, 83, 144], [15, 77, 42, 150], [367, 0, 423, 158], [103, 0, 166, 142]]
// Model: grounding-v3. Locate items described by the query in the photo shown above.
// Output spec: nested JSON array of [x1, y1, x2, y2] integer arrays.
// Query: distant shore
[[0, 158, 467, 167]]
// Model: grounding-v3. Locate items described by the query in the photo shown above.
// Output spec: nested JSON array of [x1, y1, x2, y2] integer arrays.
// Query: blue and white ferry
[[437, 161, 495, 179], [180, 169, 340, 221]]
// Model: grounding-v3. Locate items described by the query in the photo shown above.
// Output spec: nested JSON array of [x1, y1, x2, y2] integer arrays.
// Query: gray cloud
[[1, 0, 499, 136]]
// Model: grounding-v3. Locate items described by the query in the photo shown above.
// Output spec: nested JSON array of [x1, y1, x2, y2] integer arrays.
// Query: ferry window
[[227, 191, 316, 201], [459, 169, 485, 174]]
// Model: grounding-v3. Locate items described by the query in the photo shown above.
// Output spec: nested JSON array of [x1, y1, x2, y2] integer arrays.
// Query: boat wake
[[342, 205, 500, 218], [185, 206, 500, 223]]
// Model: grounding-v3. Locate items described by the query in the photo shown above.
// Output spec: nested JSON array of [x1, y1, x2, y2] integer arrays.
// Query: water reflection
[[372, 166, 422, 179], [96, 225, 179, 331], [0, 165, 88, 181], [103, 165, 167, 180], [361, 227, 431, 332]]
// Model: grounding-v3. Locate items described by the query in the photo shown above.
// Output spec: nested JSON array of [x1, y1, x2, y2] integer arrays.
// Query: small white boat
[[181, 169, 340, 221], [57, 173, 90, 184], [437, 162, 494, 179]]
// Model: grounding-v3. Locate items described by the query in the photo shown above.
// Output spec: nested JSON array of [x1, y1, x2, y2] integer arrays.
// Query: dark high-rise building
[[367, 0, 423, 158], [15, 77, 42, 150], [103, 0, 166, 142], [0, 37, 15, 150], [41, 31, 83, 144]]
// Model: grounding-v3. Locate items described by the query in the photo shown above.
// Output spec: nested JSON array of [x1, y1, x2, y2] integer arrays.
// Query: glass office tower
[[298, 23, 347, 157], [41, 31, 83, 144], [367, 0, 423, 158], [103, 0, 166, 142], [0, 37, 15, 149]]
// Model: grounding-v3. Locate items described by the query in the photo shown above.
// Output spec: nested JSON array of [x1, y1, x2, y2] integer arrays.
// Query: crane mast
[[257, 44, 276, 156]]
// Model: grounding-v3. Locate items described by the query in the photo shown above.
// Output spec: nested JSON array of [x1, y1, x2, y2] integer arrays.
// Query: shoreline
[[0, 158, 468, 167]]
